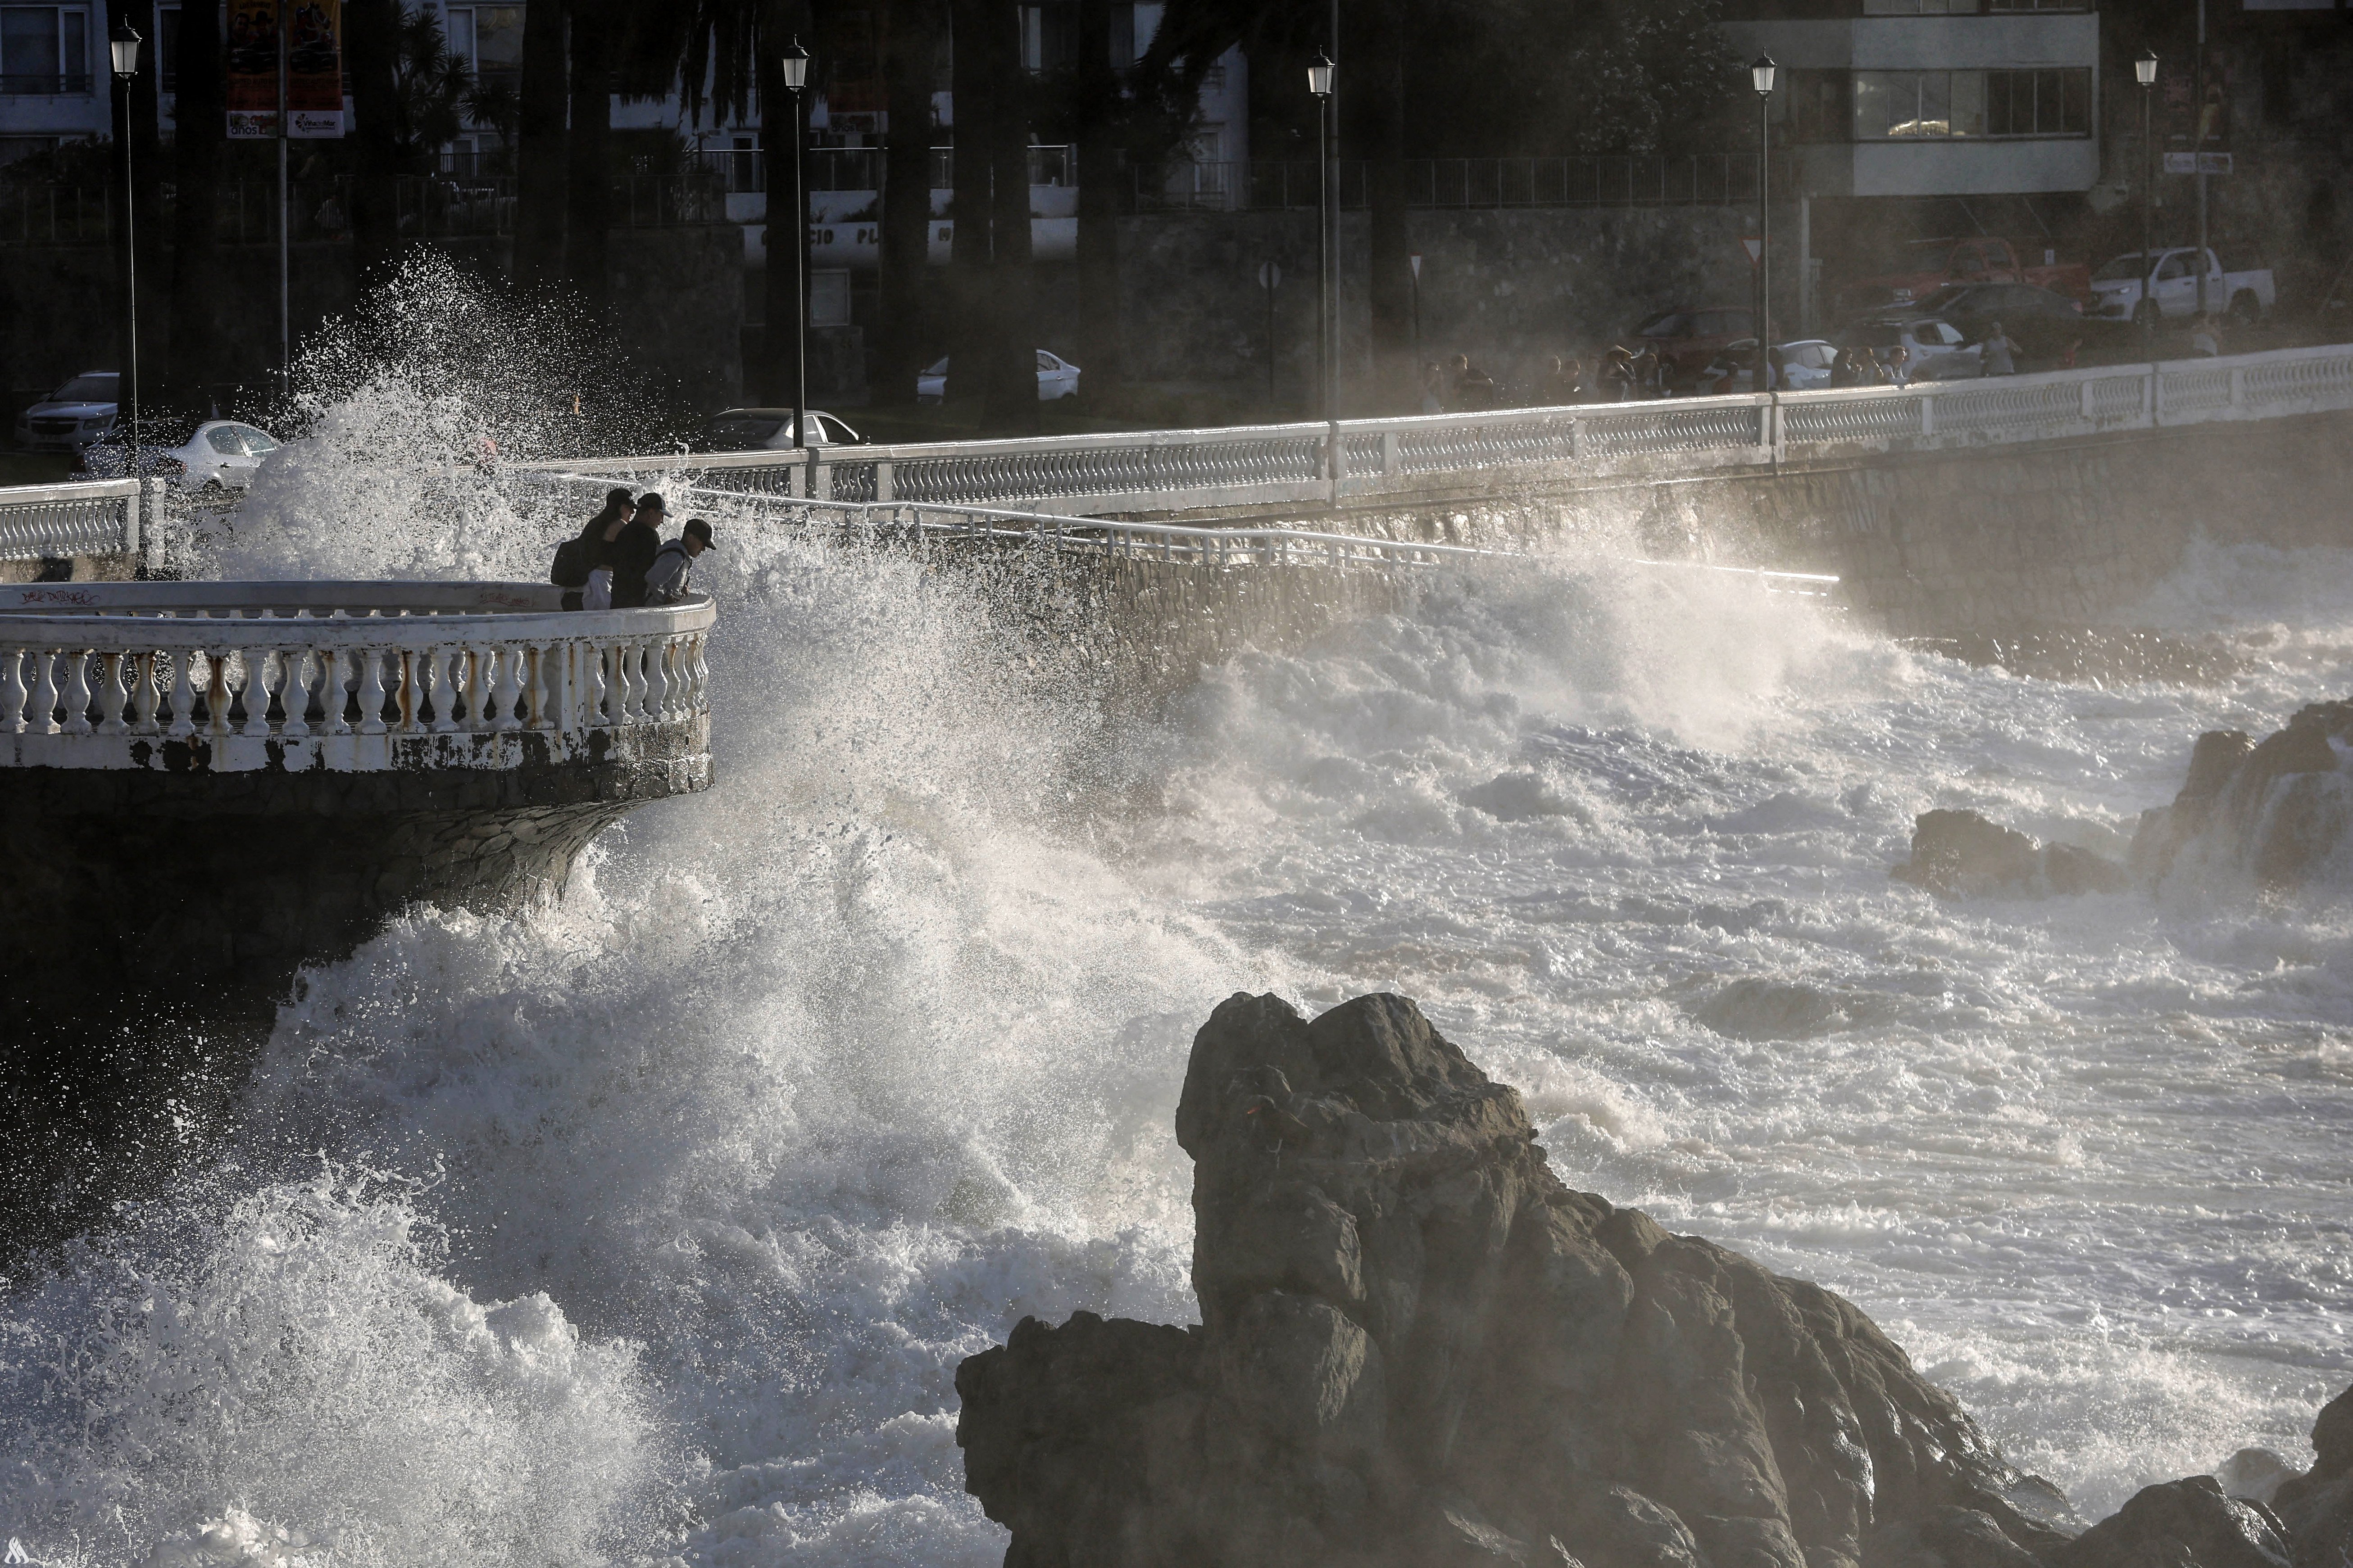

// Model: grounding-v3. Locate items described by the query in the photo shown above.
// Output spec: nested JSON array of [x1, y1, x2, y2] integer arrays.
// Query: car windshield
[[1634, 313, 1689, 338], [922, 358, 949, 376], [707, 415, 783, 448], [2092, 254, 2155, 282], [52, 374, 118, 402]]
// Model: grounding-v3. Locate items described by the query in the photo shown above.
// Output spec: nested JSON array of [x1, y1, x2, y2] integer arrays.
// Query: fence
[[525, 343, 2353, 519], [0, 580, 715, 773], [0, 478, 150, 564]]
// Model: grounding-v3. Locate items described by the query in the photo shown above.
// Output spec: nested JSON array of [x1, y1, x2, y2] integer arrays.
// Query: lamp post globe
[[2135, 47, 2158, 89], [1308, 50, 1337, 493], [2137, 48, 2158, 358], [110, 19, 141, 477], [1308, 54, 1334, 98], [1751, 54, 1776, 97]]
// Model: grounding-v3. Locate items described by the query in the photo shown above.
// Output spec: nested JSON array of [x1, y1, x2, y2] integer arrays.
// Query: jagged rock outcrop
[[2272, 1386, 2353, 1568], [1891, 810, 2129, 899], [2133, 703, 2353, 887], [956, 992, 2081, 1568]]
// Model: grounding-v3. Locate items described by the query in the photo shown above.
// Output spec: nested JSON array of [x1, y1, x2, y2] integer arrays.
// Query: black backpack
[[550, 535, 591, 588]]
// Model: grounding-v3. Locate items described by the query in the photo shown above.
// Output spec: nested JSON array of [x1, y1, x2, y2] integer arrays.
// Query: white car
[[916, 350, 1081, 404], [1838, 316, 1982, 381], [1775, 340, 1838, 390], [82, 420, 283, 488], [702, 408, 866, 450], [15, 372, 121, 451]]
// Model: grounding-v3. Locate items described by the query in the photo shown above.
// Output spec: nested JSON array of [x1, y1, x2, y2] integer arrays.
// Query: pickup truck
[[1839, 236, 2092, 315], [2088, 246, 2275, 326]]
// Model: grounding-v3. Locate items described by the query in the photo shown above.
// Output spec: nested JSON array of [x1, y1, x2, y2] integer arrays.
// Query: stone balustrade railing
[[0, 581, 714, 772], [522, 342, 2353, 518], [0, 476, 157, 565]]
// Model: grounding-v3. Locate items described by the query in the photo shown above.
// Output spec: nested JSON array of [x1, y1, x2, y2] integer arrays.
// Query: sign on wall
[[226, 0, 345, 138]]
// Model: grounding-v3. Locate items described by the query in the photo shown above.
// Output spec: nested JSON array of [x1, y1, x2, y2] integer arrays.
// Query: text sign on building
[[2163, 152, 2233, 176], [226, 0, 346, 138]]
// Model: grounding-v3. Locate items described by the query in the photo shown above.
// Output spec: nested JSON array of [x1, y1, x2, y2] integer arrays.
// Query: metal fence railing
[[519, 343, 2353, 518]]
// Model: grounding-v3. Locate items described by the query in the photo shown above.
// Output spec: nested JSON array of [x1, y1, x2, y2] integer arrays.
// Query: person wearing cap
[[644, 518, 716, 605], [609, 491, 666, 608], [574, 487, 634, 611]]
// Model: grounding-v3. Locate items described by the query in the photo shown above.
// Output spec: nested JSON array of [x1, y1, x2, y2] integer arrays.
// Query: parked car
[[15, 372, 121, 452], [1835, 315, 1984, 381], [1689, 338, 1839, 395], [1630, 308, 1754, 387], [1838, 236, 2092, 316], [82, 420, 283, 488], [700, 408, 867, 450], [2088, 246, 2275, 326], [915, 350, 1083, 405], [1908, 281, 2088, 361]]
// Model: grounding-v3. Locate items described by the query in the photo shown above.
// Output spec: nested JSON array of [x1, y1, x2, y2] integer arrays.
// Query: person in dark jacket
[[569, 487, 635, 611], [609, 492, 665, 608]]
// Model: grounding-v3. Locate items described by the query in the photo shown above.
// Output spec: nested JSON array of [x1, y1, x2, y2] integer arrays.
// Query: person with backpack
[[643, 518, 716, 604], [554, 488, 634, 611], [609, 492, 666, 609]]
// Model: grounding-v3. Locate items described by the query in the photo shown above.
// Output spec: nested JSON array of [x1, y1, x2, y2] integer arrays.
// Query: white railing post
[[876, 458, 895, 502]]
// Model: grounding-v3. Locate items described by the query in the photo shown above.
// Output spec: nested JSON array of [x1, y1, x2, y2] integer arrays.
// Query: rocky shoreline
[[954, 992, 2349, 1568]]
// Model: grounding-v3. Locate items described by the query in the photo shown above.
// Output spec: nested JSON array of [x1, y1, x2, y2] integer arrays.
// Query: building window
[[157, 2, 177, 92], [0, 5, 91, 95], [1862, 0, 1982, 13], [1785, 68, 1851, 143], [1852, 68, 2090, 139]]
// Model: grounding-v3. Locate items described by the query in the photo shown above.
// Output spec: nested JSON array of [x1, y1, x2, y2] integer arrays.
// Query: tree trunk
[[878, 0, 942, 408], [164, 0, 223, 408], [1361, 0, 1412, 414], [981, 0, 1036, 431], [1072, 0, 1119, 399], [515, 0, 569, 290], [565, 18, 612, 310], [945, 0, 994, 422], [345, 0, 403, 283]]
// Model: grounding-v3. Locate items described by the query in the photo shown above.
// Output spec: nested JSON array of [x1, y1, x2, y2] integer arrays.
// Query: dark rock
[[1892, 810, 2129, 898], [2131, 705, 2353, 888], [2050, 1478, 2292, 1568], [957, 992, 2081, 1568], [2267, 1386, 2353, 1568]]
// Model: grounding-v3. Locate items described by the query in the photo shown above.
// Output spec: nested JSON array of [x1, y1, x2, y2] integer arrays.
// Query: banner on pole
[[226, 0, 344, 138]]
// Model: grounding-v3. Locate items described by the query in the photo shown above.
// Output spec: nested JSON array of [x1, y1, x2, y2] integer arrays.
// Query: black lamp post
[[1751, 54, 1776, 394], [110, 19, 142, 476], [2136, 46, 2158, 361], [782, 37, 812, 457], [1308, 52, 1336, 487]]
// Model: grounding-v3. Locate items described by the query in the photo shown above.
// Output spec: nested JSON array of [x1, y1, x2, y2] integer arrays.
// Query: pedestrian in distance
[[609, 492, 666, 609], [1539, 354, 1585, 406], [559, 487, 635, 611], [1981, 321, 2018, 377], [1865, 348, 1894, 386], [1451, 353, 1497, 412], [1420, 363, 1446, 415], [1887, 344, 1914, 388], [644, 518, 716, 605], [1602, 346, 1638, 402]]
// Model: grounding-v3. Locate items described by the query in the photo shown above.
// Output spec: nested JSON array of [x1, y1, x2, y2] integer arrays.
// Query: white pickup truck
[[2089, 246, 2275, 326]]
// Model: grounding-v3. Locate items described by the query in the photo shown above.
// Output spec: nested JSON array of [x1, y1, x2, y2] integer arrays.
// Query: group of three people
[[563, 487, 717, 610]]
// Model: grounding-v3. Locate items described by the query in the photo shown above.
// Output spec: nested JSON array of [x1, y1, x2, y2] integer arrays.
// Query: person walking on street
[[644, 518, 716, 604], [1602, 346, 1638, 402], [1539, 354, 1585, 406], [579, 488, 635, 611], [1981, 321, 2018, 377], [1451, 353, 1497, 412], [610, 492, 665, 609], [1887, 344, 1913, 387]]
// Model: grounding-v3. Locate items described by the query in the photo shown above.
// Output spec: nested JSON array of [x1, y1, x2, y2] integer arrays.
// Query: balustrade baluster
[[394, 648, 419, 732], [131, 651, 160, 734], [356, 649, 389, 735], [0, 648, 27, 734], [492, 645, 524, 732], [241, 649, 277, 736], [690, 634, 711, 712], [29, 650, 62, 735], [623, 641, 648, 721], [458, 647, 488, 731], [166, 653, 197, 739], [205, 652, 234, 738], [313, 648, 348, 735], [97, 651, 131, 735], [62, 649, 95, 735], [525, 646, 551, 730], [426, 647, 457, 733], [280, 649, 312, 738]]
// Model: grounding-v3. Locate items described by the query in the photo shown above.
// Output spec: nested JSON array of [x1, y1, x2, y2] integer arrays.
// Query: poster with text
[[224, 0, 344, 138]]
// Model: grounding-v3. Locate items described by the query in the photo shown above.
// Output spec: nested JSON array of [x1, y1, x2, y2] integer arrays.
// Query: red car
[[1840, 236, 2092, 317], [1630, 307, 1755, 388]]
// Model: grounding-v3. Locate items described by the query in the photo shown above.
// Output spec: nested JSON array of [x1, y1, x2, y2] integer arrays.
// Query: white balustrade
[[0, 581, 715, 772], [522, 342, 2353, 518]]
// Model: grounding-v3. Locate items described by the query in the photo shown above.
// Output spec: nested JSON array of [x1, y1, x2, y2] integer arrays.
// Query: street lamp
[[1751, 54, 1776, 394], [110, 19, 141, 479], [781, 36, 811, 456], [2136, 47, 2158, 361], [1308, 53, 1336, 497]]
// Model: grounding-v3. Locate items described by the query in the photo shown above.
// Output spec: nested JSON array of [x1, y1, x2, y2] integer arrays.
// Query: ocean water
[[7, 337, 2353, 1565]]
